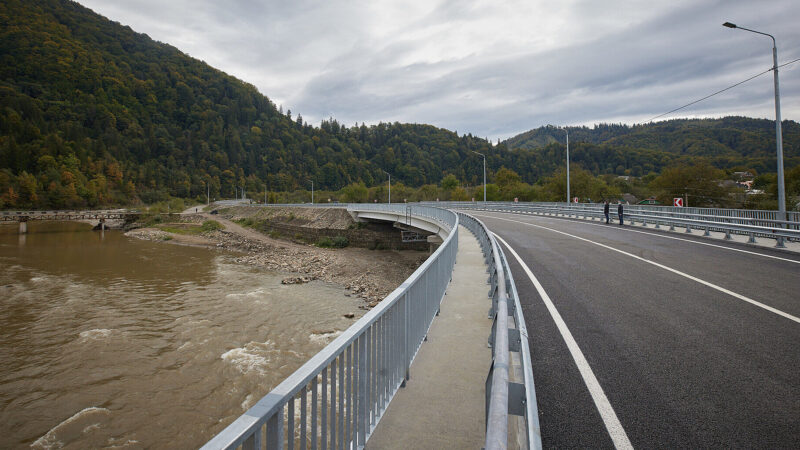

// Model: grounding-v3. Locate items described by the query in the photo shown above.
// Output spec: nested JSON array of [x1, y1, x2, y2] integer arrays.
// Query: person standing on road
[[617, 202, 624, 226], [603, 200, 610, 224]]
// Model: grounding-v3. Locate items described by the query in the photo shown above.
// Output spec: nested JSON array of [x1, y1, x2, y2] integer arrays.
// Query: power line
[[647, 57, 800, 122]]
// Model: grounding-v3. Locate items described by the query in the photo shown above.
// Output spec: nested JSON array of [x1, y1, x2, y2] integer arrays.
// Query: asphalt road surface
[[468, 210, 800, 449]]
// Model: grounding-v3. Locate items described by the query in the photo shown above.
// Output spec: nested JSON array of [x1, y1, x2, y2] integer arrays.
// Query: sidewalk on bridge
[[366, 225, 491, 449]]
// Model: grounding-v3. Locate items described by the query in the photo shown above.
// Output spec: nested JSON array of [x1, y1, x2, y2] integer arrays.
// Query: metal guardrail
[[433, 202, 800, 248], [202, 204, 458, 450], [458, 212, 542, 450]]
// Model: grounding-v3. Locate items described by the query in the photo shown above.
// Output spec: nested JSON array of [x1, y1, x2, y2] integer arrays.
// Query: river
[[0, 221, 365, 448]]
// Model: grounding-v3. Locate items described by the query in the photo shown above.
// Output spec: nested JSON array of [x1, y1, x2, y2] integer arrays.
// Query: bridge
[[201, 201, 799, 449], [6, 202, 797, 447], [0, 209, 141, 233]]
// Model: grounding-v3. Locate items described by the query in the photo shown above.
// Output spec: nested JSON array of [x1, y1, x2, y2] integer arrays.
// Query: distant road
[[468, 210, 800, 449]]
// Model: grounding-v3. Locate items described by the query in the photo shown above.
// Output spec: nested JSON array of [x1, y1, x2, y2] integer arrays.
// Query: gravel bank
[[126, 213, 427, 308]]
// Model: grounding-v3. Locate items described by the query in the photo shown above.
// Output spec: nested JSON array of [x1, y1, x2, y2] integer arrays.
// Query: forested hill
[[1, 0, 500, 208], [1, 0, 798, 210], [504, 118, 800, 158]]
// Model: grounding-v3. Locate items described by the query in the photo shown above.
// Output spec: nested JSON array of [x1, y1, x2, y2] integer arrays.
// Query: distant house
[[637, 197, 660, 205], [733, 171, 754, 180]]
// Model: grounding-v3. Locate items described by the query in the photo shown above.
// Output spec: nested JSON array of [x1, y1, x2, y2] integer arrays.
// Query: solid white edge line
[[483, 214, 800, 325], [493, 233, 634, 450]]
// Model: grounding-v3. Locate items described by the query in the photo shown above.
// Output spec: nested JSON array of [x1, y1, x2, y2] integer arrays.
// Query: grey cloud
[[77, 0, 800, 140]]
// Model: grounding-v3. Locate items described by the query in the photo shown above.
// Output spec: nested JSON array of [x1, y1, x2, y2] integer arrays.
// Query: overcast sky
[[77, 0, 800, 141]]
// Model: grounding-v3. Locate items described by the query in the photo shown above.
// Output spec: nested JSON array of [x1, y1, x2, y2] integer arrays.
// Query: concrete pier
[[19, 220, 27, 234], [366, 225, 491, 449]]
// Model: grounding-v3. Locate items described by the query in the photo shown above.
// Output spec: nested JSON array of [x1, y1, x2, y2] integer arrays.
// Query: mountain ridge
[[1, 0, 798, 209]]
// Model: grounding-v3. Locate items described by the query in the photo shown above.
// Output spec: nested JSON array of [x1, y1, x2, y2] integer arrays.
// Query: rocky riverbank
[[126, 213, 427, 307]]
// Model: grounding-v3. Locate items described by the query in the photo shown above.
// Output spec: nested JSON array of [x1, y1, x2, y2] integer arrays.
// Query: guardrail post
[[704, 226, 711, 237], [748, 232, 757, 243], [724, 230, 732, 240], [775, 236, 786, 248], [685, 225, 692, 234]]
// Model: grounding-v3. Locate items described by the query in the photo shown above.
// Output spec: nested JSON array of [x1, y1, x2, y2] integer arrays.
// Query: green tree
[[440, 174, 458, 191], [649, 162, 738, 207]]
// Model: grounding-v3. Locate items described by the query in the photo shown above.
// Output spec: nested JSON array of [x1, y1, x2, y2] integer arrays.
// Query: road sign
[[673, 198, 684, 207], [573, 197, 579, 203]]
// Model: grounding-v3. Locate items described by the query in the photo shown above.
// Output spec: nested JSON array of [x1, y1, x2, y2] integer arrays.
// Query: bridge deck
[[366, 225, 491, 449]]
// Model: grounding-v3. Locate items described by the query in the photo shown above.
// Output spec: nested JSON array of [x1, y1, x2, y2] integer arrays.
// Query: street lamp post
[[723, 21, 786, 223], [310, 180, 314, 204], [470, 151, 486, 202], [382, 170, 391, 204], [565, 128, 570, 204]]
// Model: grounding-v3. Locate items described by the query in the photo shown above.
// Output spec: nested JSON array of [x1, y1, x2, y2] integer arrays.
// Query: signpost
[[673, 198, 684, 207]]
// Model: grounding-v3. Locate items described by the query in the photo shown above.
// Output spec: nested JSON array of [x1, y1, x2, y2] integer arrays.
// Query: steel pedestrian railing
[[434, 201, 800, 248], [202, 204, 458, 450], [458, 212, 542, 450]]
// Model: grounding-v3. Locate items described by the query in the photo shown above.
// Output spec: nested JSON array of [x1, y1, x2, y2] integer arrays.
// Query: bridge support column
[[100, 218, 106, 231], [19, 219, 27, 234]]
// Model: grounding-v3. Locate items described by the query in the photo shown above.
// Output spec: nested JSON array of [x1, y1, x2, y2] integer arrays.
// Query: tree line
[[1, 0, 798, 211]]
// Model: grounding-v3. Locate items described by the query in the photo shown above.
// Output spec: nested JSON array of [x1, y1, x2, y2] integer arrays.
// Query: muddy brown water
[[0, 222, 364, 448]]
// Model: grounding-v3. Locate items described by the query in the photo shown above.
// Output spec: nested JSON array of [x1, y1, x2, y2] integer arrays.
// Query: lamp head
[[723, 22, 737, 29]]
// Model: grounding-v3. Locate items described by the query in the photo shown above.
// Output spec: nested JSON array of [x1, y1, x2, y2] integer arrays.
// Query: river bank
[[126, 210, 427, 307]]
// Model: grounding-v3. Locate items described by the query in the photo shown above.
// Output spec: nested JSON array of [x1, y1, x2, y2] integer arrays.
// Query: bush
[[268, 230, 281, 238], [235, 217, 257, 227], [200, 220, 223, 232], [317, 236, 348, 248]]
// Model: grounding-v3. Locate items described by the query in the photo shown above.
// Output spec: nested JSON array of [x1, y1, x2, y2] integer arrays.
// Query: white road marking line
[[494, 234, 634, 450], [482, 214, 800, 324], [488, 210, 800, 265]]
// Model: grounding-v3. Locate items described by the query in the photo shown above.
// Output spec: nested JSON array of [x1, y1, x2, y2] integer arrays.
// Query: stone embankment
[[220, 206, 430, 251], [126, 207, 427, 307]]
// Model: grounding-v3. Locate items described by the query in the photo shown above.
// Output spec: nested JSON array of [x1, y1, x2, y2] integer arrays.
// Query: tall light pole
[[310, 180, 314, 204], [564, 128, 570, 204], [382, 170, 391, 204], [470, 150, 486, 202], [723, 21, 785, 221]]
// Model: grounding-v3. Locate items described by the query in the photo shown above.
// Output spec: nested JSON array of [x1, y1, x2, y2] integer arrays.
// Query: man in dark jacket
[[603, 201, 610, 224], [618, 202, 624, 225]]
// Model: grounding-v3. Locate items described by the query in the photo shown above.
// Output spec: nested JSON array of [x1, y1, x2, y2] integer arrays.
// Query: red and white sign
[[573, 197, 579, 203], [673, 198, 684, 207]]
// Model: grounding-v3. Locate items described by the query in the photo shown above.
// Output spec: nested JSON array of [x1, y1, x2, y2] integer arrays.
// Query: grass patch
[[234, 217, 258, 228], [317, 236, 349, 248], [200, 220, 224, 232]]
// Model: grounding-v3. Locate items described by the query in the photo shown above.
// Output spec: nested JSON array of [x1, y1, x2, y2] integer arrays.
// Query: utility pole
[[382, 170, 391, 204], [565, 127, 570, 204], [724, 22, 786, 225], [470, 151, 486, 202]]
